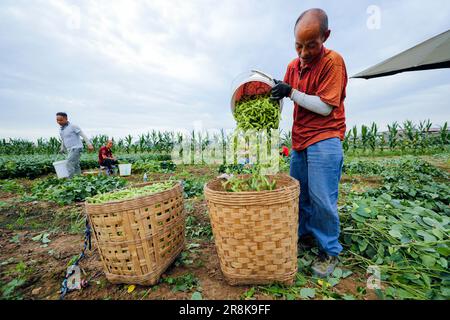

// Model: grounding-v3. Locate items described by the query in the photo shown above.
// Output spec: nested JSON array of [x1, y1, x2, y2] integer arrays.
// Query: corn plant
[[342, 131, 351, 153], [0, 122, 448, 157], [379, 133, 386, 153], [351, 126, 358, 151], [418, 120, 432, 151], [360, 125, 369, 153], [439, 122, 448, 149], [115, 138, 125, 152], [138, 134, 147, 153], [220, 129, 227, 165], [402, 120, 417, 151], [280, 129, 292, 150], [368, 122, 378, 153], [387, 121, 399, 151], [124, 134, 133, 154], [176, 132, 184, 160]]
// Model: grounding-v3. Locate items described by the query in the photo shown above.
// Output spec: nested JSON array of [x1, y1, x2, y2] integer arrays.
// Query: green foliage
[[162, 273, 199, 292], [256, 270, 350, 300], [0, 180, 25, 194], [30, 175, 127, 205], [1, 278, 26, 299], [0, 153, 171, 179], [343, 160, 384, 176], [132, 160, 176, 174], [0, 132, 177, 155], [369, 157, 449, 210], [346, 120, 449, 155], [1, 261, 33, 299], [191, 291, 202, 300], [341, 157, 450, 300], [241, 287, 256, 300], [182, 179, 204, 198], [221, 167, 277, 192], [218, 164, 247, 174], [185, 215, 213, 240]]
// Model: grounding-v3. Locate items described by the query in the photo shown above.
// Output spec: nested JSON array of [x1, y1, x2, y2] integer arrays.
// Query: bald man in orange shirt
[[271, 8, 347, 277]]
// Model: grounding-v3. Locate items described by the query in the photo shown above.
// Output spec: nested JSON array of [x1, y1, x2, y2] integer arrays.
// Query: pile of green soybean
[[86, 181, 175, 204], [234, 94, 281, 130]]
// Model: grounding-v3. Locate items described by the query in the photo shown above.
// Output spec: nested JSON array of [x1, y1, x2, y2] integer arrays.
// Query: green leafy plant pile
[[132, 160, 176, 174], [86, 181, 174, 204], [341, 157, 450, 299], [221, 167, 277, 192], [234, 94, 281, 131], [30, 175, 127, 205]]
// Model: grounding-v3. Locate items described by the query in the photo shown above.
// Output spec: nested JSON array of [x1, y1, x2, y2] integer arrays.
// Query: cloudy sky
[[0, 0, 449, 141]]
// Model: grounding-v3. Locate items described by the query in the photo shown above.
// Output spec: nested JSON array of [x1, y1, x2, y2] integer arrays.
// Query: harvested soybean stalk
[[234, 94, 280, 131], [86, 181, 174, 204]]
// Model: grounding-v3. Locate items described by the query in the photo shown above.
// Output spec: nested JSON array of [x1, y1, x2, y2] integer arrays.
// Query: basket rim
[[204, 173, 298, 196], [85, 179, 182, 207]]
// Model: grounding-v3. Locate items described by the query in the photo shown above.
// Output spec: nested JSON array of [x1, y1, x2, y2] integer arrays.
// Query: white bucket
[[230, 70, 283, 117], [53, 160, 69, 179], [118, 163, 132, 176]]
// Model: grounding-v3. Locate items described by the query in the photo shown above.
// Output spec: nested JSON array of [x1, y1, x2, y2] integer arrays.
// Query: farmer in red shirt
[[271, 8, 347, 277], [98, 140, 118, 174]]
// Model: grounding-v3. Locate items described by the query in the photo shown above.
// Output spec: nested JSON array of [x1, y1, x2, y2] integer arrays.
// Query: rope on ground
[[59, 216, 91, 300]]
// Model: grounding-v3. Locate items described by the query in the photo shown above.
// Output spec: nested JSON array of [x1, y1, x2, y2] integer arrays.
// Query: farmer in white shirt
[[56, 112, 94, 178]]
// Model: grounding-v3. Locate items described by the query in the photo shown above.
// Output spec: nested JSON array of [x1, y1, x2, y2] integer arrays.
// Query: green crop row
[[343, 120, 449, 154], [0, 153, 171, 179], [30, 175, 128, 205]]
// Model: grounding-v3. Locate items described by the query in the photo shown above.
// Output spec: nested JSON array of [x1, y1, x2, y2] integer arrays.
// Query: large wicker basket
[[85, 181, 185, 286], [204, 174, 300, 285]]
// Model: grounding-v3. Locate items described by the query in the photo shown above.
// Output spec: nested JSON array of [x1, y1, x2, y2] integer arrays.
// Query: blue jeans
[[290, 137, 344, 256]]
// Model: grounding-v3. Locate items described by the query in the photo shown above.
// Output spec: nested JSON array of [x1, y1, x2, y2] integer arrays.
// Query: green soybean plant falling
[[234, 94, 281, 131]]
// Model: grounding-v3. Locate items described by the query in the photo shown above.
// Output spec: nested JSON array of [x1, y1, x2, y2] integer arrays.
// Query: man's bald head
[[293, 8, 330, 65], [294, 8, 328, 37]]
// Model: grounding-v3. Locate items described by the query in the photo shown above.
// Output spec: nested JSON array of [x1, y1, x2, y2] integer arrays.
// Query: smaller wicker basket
[[204, 174, 300, 285], [85, 181, 185, 286]]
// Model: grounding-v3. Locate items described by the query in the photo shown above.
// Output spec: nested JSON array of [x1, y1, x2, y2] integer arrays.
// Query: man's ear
[[322, 29, 331, 43]]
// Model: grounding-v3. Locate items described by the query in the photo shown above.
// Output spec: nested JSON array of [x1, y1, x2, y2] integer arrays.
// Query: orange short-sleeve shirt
[[284, 46, 348, 151]]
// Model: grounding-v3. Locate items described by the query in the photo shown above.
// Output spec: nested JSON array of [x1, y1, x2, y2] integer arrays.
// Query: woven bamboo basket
[[204, 174, 300, 285], [85, 181, 185, 286]]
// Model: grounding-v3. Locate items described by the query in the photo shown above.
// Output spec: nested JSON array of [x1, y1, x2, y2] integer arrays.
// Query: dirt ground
[[0, 166, 380, 300]]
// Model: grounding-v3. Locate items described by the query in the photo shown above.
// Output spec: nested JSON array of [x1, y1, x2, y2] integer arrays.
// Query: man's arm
[[100, 148, 108, 161], [79, 130, 92, 146], [59, 139, 66, 153], [271, 80, 333, 116], [289, 89, 333, 116], [73, 125, 94, 151], [59, 132, 66, 153]]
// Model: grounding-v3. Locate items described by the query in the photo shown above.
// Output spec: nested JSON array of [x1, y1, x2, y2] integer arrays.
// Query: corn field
[[0, 120, 448, 156], [342, 120, 449, 154]]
